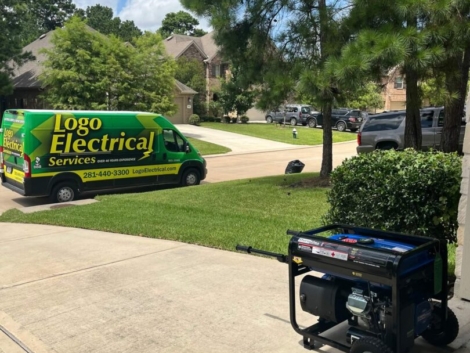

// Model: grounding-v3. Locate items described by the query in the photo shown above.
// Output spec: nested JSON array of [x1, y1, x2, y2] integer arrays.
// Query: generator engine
[[299, 274, 434, 346]]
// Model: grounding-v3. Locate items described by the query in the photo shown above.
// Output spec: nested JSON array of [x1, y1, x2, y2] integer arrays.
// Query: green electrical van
[[0, 110, 207, 202]]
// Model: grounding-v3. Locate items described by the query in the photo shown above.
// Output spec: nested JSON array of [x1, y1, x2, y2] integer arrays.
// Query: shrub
[[231, 117, 238, 123], [240, 115, 249, 124], [189, 114, 200, 126], [214, 117, 222, 123], [223, 115, 231, 123], [323, 149, 462, 243]]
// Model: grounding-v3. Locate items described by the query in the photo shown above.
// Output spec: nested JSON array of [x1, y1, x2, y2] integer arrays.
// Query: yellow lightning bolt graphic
[[136, 114, 162, 161]]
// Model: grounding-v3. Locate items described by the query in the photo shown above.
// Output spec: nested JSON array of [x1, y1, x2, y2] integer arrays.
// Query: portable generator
[[236, 224, 459, 353]]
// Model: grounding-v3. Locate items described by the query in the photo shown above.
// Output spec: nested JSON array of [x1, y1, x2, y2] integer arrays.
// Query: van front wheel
[[50, 182, 78, 203], [181, 169, 200, 186]]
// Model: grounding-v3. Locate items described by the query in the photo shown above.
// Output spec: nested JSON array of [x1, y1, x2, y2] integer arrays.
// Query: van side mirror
[[185, 143, 190, 153]]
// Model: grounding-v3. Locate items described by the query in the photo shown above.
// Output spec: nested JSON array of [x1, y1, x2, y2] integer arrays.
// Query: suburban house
[[163, 32, 266, 121], [163, 32, 228, 105], [0, 29, 197, 124], [380, 67, 407, 111]]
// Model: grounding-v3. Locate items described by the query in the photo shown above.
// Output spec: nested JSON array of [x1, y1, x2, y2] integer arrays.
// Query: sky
[[72, 0, 211, 32]]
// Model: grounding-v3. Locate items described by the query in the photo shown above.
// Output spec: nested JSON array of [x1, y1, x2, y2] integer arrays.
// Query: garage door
[[390, 101, 406, 110], [169, 97, 185, 124]]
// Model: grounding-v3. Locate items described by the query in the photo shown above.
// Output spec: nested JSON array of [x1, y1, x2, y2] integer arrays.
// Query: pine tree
[[182, 0, 352, 177]]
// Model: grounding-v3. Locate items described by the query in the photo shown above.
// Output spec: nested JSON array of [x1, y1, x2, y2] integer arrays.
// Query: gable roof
[[11, 28, 196, 95], [163, 31, 220, 62], [175, 80, 197, 95], [12, 31, 54, 88]]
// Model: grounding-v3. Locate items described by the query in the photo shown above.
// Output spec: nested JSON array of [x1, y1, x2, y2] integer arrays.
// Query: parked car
[[308, 108, 364, 132], [356, 106, 466, 153], [265, 104, 320, 126]]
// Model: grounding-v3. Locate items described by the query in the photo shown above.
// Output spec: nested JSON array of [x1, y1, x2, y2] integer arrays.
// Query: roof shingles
[[163, 31, 219, 61]]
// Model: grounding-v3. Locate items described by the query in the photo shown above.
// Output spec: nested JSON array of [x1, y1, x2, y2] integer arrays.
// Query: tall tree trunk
[[318, 0, 333, 178], [320, 99, 333, 177], [441, 46, 470, 152], [404, 65, 422, 149]]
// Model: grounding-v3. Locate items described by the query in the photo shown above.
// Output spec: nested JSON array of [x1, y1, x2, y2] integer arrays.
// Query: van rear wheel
[[181, 169, 200, 186], [50, 182, 78, 203]]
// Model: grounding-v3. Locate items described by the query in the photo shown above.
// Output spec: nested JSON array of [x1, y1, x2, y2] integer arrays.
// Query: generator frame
[[238, 224, 449, 353]]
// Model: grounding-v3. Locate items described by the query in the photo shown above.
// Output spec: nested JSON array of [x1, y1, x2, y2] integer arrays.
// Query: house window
[[221, 63, 229, 76], [211, 63, 230, 78], [211, 64, 221, 78], [394, 76, 406, 89]]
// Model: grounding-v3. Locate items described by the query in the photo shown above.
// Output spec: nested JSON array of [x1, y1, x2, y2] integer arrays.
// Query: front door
[[158, 129, 186, 184]]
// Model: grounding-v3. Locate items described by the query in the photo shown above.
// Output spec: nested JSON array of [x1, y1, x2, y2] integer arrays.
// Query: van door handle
[[163, 153, 167, 160]]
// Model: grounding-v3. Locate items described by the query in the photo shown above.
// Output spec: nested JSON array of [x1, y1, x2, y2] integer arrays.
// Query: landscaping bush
[[323, 149, 462, 243], [240, 115, 249, 124], [231, 117, 238, 123], [223, 115, 231, 123], [201, 116, 215, 122], [189, 114, 200, 126], [214, 117, 222, 123]]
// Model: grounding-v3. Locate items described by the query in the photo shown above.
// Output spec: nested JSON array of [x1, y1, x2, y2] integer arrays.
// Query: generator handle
[[286, 229, 301, 236], [235, 245, 288, 263]]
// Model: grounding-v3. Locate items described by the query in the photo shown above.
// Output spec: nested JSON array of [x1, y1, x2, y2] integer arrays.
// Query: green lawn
[[0, 174, 327, 254], [0, 173, 456, 274], [187, 137, 231, 155], [201, 122, 357, 145]]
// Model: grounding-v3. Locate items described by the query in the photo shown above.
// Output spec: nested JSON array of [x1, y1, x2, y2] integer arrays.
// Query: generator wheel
[[421, 303, 459, 346], [350, 337, 393, 353]]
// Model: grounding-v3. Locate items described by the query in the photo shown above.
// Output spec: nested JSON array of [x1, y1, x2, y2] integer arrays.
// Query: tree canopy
[[0, 0, 34, 95], [19, 0, 77, 45], [40, 17, 175, 114], [81, 5, 142, 43], [158, 11, 207, 38]]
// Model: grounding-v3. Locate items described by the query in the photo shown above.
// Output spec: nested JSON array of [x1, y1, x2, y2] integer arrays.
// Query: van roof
[[6, 109, 160, 115]]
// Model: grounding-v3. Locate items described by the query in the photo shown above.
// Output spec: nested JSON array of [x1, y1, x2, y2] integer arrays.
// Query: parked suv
[[309, 108, 363, 132], [265, 104, 320, 126], [357, 107, 465, 153]]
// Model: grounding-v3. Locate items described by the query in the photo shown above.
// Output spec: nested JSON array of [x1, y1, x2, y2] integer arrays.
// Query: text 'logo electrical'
[[48, 114, 155, 167], [3, 128, 23, 156]]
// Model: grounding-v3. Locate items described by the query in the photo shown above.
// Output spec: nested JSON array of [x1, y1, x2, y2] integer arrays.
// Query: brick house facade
[[163, 32, 266, 121], [380, 67, 407, 111], [163, 32, 230, 107]]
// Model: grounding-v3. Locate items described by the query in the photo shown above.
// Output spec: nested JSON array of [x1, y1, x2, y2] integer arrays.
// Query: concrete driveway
[[2, 223, 470, 353], [175, 124, 311, 154]]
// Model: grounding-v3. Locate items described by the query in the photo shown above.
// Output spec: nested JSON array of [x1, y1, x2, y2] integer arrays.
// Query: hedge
[[323, 149, 462, 243]]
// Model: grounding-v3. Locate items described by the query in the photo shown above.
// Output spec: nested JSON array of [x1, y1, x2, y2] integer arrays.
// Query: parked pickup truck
[[357, 107, 466, 153]]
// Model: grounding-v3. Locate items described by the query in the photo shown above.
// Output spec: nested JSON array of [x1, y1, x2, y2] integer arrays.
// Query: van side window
[[420, 111, 434, 128], [163, 129, 184, 152]]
